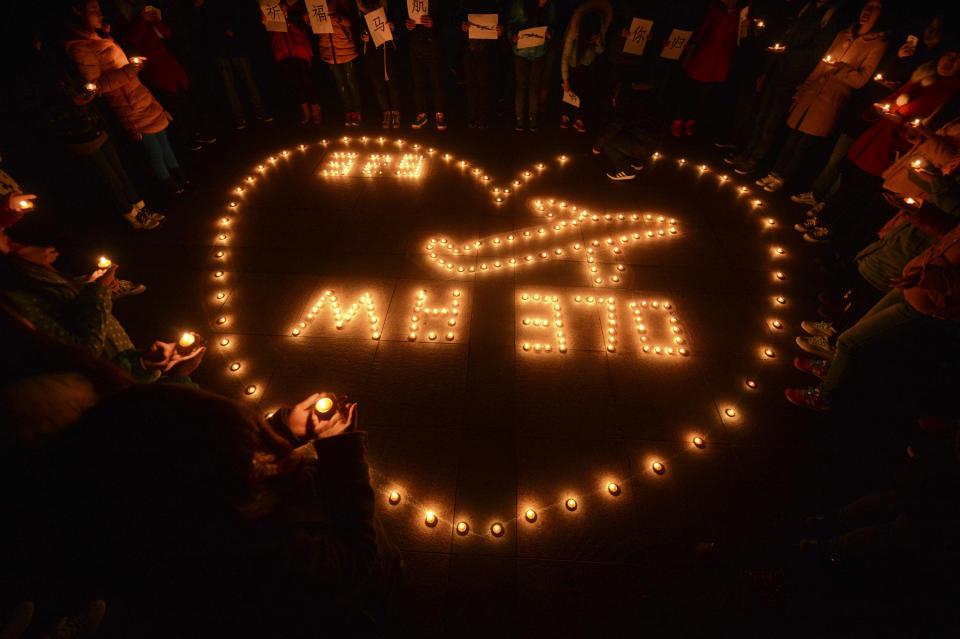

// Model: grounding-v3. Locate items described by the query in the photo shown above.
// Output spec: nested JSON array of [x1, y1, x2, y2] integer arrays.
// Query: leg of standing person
[[820, 289, 924, 403], [528, 56, 545, 129], [514, 55, 531, 129], [140, 132, 171, 181], [411, 54, 429, 120], [464, 46, 480, 126], [367, 51, 392, 121], [216, 57, 246, 127], [810, 133, 855, 200], [770, 128, 821, 186], [81, 141, 140, 215], [233, 57, 268, 120], [476, 43, 493, 127], [537, 45, 558, 121], [740, 84, 794, 168], [426, 55, 444, 116], [343, 59, 362, 120], [280, 57, 310, 123]]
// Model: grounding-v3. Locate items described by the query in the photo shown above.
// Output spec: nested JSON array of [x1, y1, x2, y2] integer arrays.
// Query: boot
[[299, 103, 310, 125], [310, 103, 322, 125]]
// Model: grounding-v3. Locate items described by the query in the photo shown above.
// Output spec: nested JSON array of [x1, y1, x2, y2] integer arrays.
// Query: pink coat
[[65, 28, 170, 137], [787, 28, 888, 137], [882, 116, 960, 201], [903, 224, 960, 322]]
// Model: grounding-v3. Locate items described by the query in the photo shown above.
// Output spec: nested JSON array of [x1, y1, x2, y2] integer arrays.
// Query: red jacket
[[268, 5, 313, 63], [848, 77, 960, 177], [903, 224, 960, 322], [125, 17, 190, 94], [686, 3, 740, 84]]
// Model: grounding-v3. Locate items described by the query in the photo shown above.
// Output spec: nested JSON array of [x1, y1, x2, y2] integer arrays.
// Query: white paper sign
[[306, 0, 332, 34], [660, 28, 693, 60], [468, 13, 499, 40], [517, 26, 548, 49], [260, 0, 287, 32], [364, 8, 394, 47], [623, 17, 654, 56], [737, 5, 750, 45], [562, 90, 581, 108], [408, 0, 428, 24]]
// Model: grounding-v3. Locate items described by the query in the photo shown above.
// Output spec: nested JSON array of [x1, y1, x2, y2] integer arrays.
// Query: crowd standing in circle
[[1, 0, 960, 635]]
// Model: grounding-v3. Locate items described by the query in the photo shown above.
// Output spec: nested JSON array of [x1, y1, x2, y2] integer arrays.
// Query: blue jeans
[[821, 289, 924, 401], [141, 129, 179, 181], [328, 60, 361, 114]]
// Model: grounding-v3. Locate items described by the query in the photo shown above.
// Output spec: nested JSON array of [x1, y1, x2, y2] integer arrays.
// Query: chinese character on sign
[[312, 5, 326, 21], [373, 15, 385, 32]]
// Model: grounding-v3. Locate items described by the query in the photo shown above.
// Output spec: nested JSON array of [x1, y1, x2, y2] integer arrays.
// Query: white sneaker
[[113, 279, 147, 299], [791, 192, 819, 206], [803, 227, 832, 243], [801, 320, 837, 338], [763, 176, 785, 192], [806, 202, 825, 218], [796, 335, 834, 358], [755, 173, 776, 187], [124, 207, 160, 230], [794, 218, 817, 232], [606, 170, 637, 181]]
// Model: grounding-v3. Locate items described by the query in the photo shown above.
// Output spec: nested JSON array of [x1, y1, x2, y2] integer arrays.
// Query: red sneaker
[[794, 357, 830, 380], [670, 119, 683, 138], [785, 387, 830, 413], [684, 119, 696, 136]]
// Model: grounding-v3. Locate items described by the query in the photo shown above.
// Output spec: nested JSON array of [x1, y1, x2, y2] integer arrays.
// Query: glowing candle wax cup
[[456, 522, 469, 535], [97, 256, 112, 269], [607, 482, 621, 495], [524, 509, 537, 522], [388, 491, 401, 505], [425, 511, 438, 527], [652, 461, 665, 474], [491, 523, 504, 537], [693, 436, 705, 449], [566, 498, 578, 511]]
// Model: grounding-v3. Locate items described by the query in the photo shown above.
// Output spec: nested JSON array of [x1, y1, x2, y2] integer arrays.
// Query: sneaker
[[436, 112, 447, 131], [515, 117, 525, 132], [560, 114, 571, 129], [382, 111, 392, 129], [188, 139, 203, 151], [670, 119, 683, 137], [164, 178, 184, 196], [412, 112, 428, 129], [124, 207, 161, 230], [801, 320, 837, 338], [629, 163, 645, 172], [734, 159, 757, 175], [723, 153, 745, 166], [803, 227, 832, 243], [572, 119, 586, 133], [256, 112, 274, 123], [791, 191, 819, 206], [349, 112, 360, 127], [141, 206, 165, 223], [806, 202, 825, 218], [763, 175, 785, 192], [528, 115, 539, 132], [794, 218, 817, 232], [683, 119, 695, 136], [794, 356, 830, 380], [234, 119, 247, 131], [391, 110, 401, 129], [606, 170, 636, 181], [785, 387, 830, 412], [755, 173, 776, 187], [196, 133, 216, 145], [714, 140, 737, 150], [113, 278, 147, 299], [796, 335, 834, 358]]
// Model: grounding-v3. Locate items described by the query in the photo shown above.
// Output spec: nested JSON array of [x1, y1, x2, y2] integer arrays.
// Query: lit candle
[[178, 332, 196, 349], [823, 55, 833, 63], [904, 197, 917, 206], [881, 103, 891, 113], [456, 522, 469, 535], [17, 198, 34, 211], [652, 461, 665, 474], [607, 482, 620, 495], [565, 498, 578, 511], [524, 508, 537, 522], [315, 396, 334, 415], [490, 523, 504, 537], [245, 385, 257, 395], [229, 362, 241, 372], [388, 491, 401, 505], [425, 511, 438, 527], [219, 338, 230, 346], [764, 348, 775, 358], [130, 56, 146, 64], [725, 408, 736, 417], [772, 320, 783, 329], [874, 73, 883, 81], [97, 256, 112, 269], [910, 118, 921, 127], [745, 378, 757, 389], [693, 436, 705, 449], [756, 19, 765, 28]]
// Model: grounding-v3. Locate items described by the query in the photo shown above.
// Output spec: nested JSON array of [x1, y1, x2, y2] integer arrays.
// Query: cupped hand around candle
[[7, 192, 35, 211], [141, 340, 206, 376], [288, 393, 357, 439]]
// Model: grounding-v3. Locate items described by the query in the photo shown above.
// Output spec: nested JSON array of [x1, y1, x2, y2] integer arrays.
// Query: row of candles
[[195, 139, 784, 536]]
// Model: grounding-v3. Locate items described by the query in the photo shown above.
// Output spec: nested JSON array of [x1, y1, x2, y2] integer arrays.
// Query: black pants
[[362, 46, 401, 113], [677, 76, 718, 122], [742, 79, 795, 164], [279, 56, 319, 105], [464, 42, 494, 125], [819, 162, 888, 262], [411, 52, 444, 114], [155, 88, 207, 143], [79, 139, 140, 215], [771, 127, 823, 185]]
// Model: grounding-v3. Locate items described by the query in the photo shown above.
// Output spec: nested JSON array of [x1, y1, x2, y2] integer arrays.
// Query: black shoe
[[733, 159, 757, 175], [234, 119, 247, 131], [723, 153, 744, 166], [171, 167, 191, 188], [164, 178, 184, 196], [196, 133, 217, 145], [256, 112, 274, 123]]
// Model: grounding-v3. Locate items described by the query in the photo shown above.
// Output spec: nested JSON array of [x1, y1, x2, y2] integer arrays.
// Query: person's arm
[[832, 38, 887, 89], [8, 280, 113, 356], [279, 432, 379, 591], [68, 42, 138, 93], [560, 24, 574, 83]]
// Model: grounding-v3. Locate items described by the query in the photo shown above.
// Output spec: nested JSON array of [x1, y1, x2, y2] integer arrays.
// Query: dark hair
[[851, 0, 895, 36], [576, 11, 603, 60]]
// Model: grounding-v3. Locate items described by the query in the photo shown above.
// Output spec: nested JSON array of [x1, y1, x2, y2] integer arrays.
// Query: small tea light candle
[[725, 408, 736, 417], [772, 320, 783, 329], [881, 103, 891, 113], [776, 296, 786, 304], [823, 55, 833, 63], [245, 385, 257, 395], [456, 522, 469, 535], [425, 511, 438, 527], [219, 338, 230, 346], [178, 332, 196, 349], [565, 498, 578, 511], [910, 118, 921, 127], [315, 397, 334, 414], [745, 378, 757, 389], [388, 491, 401, 505], [229, 362, 241, 372], [216, 316, 227, 325], [693, 436, 705, 449], [770, 43, 785, 51], [130, 56, 146, 64], [85, 82, 98, 93], [524, 508, 537, 522], [607, 482, 621, 495], [490, 523, 504, 537], [652, 461, 665, 474], [874, 73, 883, 81], [97, 256, 112, 268]]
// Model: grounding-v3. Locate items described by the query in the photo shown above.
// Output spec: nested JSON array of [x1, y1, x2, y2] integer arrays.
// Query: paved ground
[[8, 115, 933, 635]]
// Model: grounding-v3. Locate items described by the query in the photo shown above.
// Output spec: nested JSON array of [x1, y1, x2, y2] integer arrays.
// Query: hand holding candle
[[822, 54, 834, 64], [288, 393, 357, 439], [768, 43, 785, 52], [7, 192, 36, 212]]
